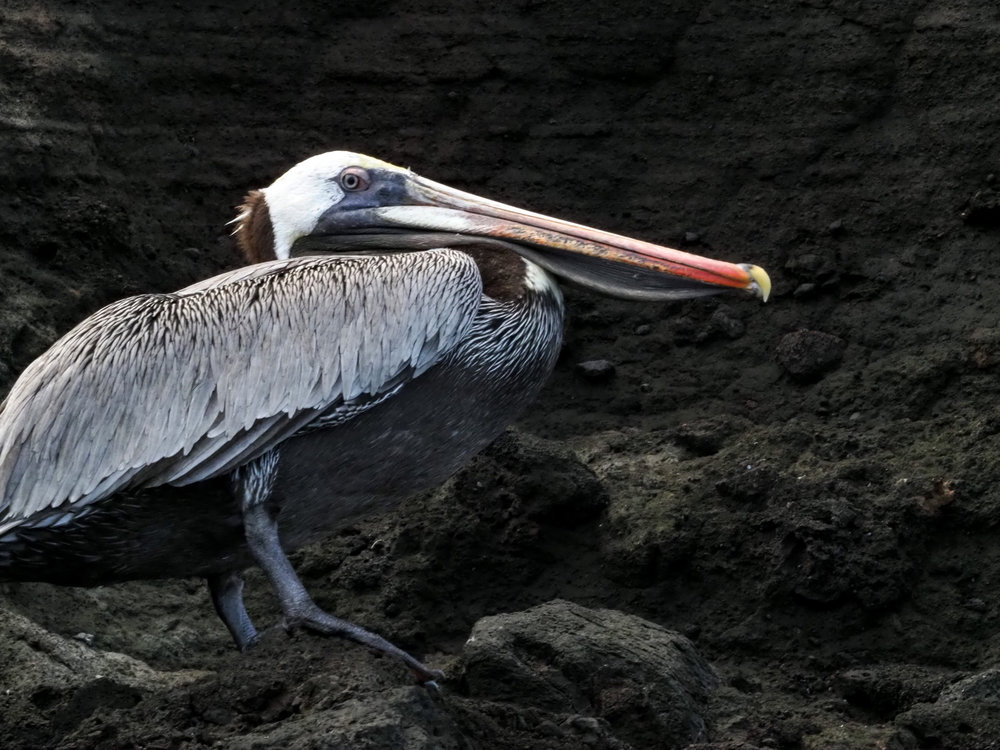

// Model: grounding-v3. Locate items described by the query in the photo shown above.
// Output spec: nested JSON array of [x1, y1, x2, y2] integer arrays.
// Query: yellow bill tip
[[745, 264, 771, 302]]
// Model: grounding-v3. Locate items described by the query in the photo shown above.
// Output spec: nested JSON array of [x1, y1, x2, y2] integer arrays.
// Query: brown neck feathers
[[461, 245, 527, 302], [235, 190, 277, 263]]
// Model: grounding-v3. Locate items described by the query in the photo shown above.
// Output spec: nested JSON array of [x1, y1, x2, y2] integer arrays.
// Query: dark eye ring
[[340, 167, 371, 192]]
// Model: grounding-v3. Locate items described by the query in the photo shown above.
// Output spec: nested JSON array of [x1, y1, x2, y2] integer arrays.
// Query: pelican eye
[[339, 167, 371, 192]]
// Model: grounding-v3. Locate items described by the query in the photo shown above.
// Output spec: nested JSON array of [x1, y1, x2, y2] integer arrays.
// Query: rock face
[[0, 597, 713, 750], [459, 600, 718, 749], [4, 1, 1000, 748], [575, 359, 617, 383], [775, 329, 846, 382], [0, 607, 207, 749]]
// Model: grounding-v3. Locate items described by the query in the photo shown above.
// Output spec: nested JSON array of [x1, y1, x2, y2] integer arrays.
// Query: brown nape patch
[[234, 190, 276, 263], [461, 245, 528, 302]]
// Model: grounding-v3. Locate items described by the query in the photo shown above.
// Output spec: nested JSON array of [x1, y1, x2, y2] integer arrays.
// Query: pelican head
[[235, 151, 771, 302]]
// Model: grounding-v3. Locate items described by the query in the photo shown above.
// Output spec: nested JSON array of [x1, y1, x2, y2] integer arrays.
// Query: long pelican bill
[[405, 174, 771, 302], [303, 159, 771, 302]]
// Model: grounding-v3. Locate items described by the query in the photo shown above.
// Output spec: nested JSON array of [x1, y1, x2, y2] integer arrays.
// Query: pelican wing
[[0, 249, 482, 522]]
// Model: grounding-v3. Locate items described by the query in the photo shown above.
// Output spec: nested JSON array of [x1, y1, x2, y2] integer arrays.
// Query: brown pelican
[[0, 152, 769, 683]]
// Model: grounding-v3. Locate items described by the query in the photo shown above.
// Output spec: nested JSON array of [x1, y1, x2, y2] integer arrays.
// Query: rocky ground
[[2, 1, 1000, 748]]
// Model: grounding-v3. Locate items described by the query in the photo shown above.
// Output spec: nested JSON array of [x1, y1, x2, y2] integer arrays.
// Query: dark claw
[[238, 632, 262, 652], [413, 666, 446, 689]]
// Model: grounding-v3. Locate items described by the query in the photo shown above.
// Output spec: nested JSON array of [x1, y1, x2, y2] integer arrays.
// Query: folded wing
[[0, 248, 482, 524]]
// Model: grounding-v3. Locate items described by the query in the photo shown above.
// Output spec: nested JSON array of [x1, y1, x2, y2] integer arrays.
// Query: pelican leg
[[241, 501, 444, 685], [208, 571, 259, 651]]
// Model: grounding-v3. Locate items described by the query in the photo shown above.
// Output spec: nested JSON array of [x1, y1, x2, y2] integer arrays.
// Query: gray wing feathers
[[0, 249, 481, 520]]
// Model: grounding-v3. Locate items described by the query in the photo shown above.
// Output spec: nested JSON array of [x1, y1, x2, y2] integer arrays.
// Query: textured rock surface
[[459, 600, 717, 749], [0, 608, 207, 748], [775, 329, 846, 382]]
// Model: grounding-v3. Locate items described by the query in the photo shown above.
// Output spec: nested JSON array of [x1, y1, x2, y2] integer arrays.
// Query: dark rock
[[458, 599, 717, 749], [575, 359, 616, 383], [962, 597, 987, 613], [714, 463, 780, 505], [0, 607, 206, 749], [478, 431, 609, 527], [962, 189, 1000, 227], [939, 669, 1000, 702], [775, 329, 846, 382], [687, 304, 748, 344], [835, 665, 953, 718], [674, 415, 753, 456], [784, 253, 839, 286], [895, 671, 1000, 750], [705, 306, 746, 340]]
